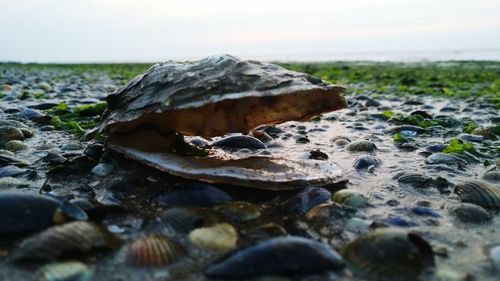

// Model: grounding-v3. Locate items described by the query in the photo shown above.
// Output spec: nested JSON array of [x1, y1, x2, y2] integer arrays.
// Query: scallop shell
[[35, 261, 93, 281], [342, 229, 434, 278], [204, 236, 344, 278], [332, 189, 369, 208], [126, 234, 186, 267], [453, 180, 500, 209], [12, 221, 122, 261], [189, 223, 238, 250]]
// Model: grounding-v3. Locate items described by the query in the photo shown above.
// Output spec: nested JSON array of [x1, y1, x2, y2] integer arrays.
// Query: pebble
[[345, 139, 377, 152], [91, 163, 114, 176], [353, 154, 381, 170], [61, 143, 85, 151], [4, 140, 28, 152], [490, 246, 500, 271], [0, 126, 24, 146]]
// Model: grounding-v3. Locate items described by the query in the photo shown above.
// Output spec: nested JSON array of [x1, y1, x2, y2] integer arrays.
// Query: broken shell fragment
[[204, 236, 344, 279], [126, 234, 186, 267], [12, 221, 122, 261], [189, 223, 238, 250]]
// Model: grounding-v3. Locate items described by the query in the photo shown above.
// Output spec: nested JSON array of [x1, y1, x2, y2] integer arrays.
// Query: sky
[[1, 0, 500, 62]]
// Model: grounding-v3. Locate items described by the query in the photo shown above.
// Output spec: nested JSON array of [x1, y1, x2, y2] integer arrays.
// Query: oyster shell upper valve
[[96, 54, 348, 190]]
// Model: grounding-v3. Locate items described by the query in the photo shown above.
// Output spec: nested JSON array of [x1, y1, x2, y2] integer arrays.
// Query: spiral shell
[[12, 221, 121, 261], [35, 261, 93, 281], [126, 234, 186, 267], [189, 223, 238, 250], [342, 229, 434, 278], [453, 180, 500, 209]]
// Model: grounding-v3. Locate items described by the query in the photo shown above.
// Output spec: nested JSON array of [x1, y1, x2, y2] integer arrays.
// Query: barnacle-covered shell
[[189, 223, 238, 250], [332, 189, 369, 208], [342, 229, 434, 278], [204, 236, 345, 278], [35, 261, 93, 281], [0, 192, 87, 235], [453, 180, 500, 209], [12, 221, 122, 261], [126, 234, 186, 267], [98, 54, 346, 138]]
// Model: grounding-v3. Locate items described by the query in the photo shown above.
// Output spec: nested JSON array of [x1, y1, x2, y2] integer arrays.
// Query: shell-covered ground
[[0, 62, 499, 281]]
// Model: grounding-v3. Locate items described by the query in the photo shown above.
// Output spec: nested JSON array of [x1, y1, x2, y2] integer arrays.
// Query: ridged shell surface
[[342, 229, 434, 278], [12, 221, 121, 261], [126, 234, 186, 267], [454, 180, 500, 209]]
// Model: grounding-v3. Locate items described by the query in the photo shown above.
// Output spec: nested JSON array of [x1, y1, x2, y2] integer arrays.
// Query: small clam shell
[[342, 229, 434, 278], [204, 236, 345, 278], [446, 203, 492, 223], [332, 189, 369, 208], [215, 201, 261, 221], [397, 173, 433, 188], [283, 186, 331, 215], [453, 180, 500, 209], [189, 223, 238, 250], [345, 139, 377, 152], [12, 221, 122, 261], [159, 207, 221, 234], [0, 192, 87, 235], [126, 234, 186, 267], [35, 261, 93, 281]]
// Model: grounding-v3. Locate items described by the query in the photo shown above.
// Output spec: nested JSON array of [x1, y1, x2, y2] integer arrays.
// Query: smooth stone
[[0, 165, 28, 178], [447, 203, 492, 223], [425, 153, 461, 166], [20, 128, 33, 138], [345, 139, 377, 152], [458, 133, 484, 143], [18, 108, 43, 120], [38, 82, 52, 92], [309, 150, 328, 160], [483, 171, 500, 183], [213, 135, 266, 150], [4, 140, 28, 152], [39, 125, 55, 131], [91, 163, 114, 176], [490, 246, 500, 271], [61, 143, 85, 151], [0, 126, 24, 146], [353, 154, 381, 170]]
